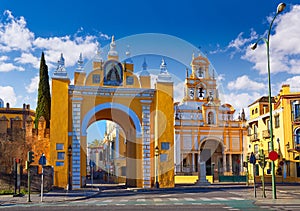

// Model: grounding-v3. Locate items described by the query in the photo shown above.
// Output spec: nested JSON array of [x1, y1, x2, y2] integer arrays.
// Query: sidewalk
[[0, 188, 100, 206]]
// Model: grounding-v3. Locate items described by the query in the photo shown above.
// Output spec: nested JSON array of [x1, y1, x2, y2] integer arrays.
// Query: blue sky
[[1, 0, 300, 142]]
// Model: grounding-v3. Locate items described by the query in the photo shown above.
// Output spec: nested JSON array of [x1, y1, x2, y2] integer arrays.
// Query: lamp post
[[251, 2, 286, 199], [155, 146, 160, 188], [68, 145, 72, 190]]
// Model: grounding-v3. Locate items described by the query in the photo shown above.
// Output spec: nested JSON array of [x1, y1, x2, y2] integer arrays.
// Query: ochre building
[[247, 84, 300, 183], [50, 37, 174, 189]]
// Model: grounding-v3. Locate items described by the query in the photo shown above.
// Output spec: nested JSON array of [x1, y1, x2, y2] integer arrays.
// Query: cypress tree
[[35, 52, 51, 128]]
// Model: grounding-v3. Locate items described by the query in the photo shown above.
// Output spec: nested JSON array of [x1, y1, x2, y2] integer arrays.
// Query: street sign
[[269, 151, 278, 161], [38, 154, 46, 166], [249, 152, 256, 164]]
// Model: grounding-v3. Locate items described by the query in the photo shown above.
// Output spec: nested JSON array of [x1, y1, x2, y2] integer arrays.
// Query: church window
[[161, 142, 170, 150], [208, 112, 214, 124], [56, 161, 64, 166], [92, 74, 100, 84], [126, 76, 134, 85], [160, 153, 168, 162], [57, 152, 65, 160], [56, 143, 64, 150], [197, 67, 204, 78]]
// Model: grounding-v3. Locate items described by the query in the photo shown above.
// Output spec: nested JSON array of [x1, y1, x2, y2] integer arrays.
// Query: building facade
[[247, 84, 300, 182], [174, 55, 247, 181], [49, 37, 175, 189], [0, 100, 50, 174]]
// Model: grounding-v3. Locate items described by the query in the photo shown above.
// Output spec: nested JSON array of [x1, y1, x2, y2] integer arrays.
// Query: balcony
[[250, 133, 259, 142], [262, 130, 270, 138]]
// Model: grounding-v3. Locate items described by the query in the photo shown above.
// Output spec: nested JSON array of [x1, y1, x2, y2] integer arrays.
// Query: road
[[1, 184, 300, 210]]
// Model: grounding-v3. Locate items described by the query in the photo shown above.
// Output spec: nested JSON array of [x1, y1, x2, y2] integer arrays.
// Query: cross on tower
[[198, 87, 205, 98]]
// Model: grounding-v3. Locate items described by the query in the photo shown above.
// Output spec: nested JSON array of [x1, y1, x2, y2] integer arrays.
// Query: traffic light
[[259, 149, 266, 169], [27, 151, 34, 163], [25, 161, 29, 170]]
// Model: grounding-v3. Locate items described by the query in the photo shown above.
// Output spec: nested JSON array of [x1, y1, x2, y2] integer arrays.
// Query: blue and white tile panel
[[72, 101, 82, 189], [141, 100, 152, 188]]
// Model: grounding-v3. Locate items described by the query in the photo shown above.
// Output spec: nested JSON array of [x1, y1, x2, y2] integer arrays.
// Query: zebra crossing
[[72, 196, 246, 205], [66, 196, 264, 211]]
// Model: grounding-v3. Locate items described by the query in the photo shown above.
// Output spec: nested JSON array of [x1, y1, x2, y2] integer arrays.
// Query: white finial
[[57, 53, 65, 71], [77, 53, 84, 72], [108, 35, 118, 57], [125, 45, 133, 63], [95, 42, 103, 61], [53, 53, 68, 78], [160, 58, 167, 73], [142, 57, 147, 71], [157, 58, 172, 82]]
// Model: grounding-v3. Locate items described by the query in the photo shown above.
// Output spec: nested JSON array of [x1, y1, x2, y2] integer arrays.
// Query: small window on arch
[[208, 112, 215, 124]]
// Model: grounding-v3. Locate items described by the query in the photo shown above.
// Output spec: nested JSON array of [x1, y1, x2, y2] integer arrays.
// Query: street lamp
[[250, 2, 286, 199], [68, 145, 72, 190], [155, 146, 160, 188]]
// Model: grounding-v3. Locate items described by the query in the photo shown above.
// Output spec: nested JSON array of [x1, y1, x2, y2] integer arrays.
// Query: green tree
[[35, 52, 51, 128], [89, 139, 102, 148]]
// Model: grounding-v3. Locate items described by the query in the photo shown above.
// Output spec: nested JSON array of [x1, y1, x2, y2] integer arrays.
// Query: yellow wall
[[50, 78, 70, 188]]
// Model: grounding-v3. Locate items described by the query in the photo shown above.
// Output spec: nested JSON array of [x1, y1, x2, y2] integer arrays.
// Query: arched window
[[295, 128, 300, 150], [0, 98, 3, 108], [208, 112, 214, 124]]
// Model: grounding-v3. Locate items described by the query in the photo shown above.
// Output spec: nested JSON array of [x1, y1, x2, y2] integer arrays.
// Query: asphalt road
[[1, 184, 300, 210]]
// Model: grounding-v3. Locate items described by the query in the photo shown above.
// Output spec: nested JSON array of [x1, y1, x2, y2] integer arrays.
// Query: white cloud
[[222, 91, 262, 119], [0, 62, 24, 72], [26, 75, 39, 93], [33, 35, 98, 68], [15, 53, 40, 69], [0, 86, 17, 107], [281, 76, 300, 90], [99, 32, 111, 40], [0, 56, 9, 61], [243, 5, 300, 75], [173, 81, 185, 103], [0, 10, 34, 52], [227, 75, 265, 91]]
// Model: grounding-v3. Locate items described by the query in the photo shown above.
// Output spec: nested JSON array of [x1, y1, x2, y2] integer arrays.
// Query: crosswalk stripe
[[214, 197, 227, 201], [199, 197, 212, 201], [229, 197, 244, 200], [154, 198, 162, 202], [168, 198, 178, 201], [137, 199, 146, 202], [184, 198, 195, 201], [103, 199, 113, 202]]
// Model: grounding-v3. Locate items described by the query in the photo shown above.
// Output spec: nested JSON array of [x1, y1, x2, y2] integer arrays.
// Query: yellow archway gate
[[49, 38, 174, 189]]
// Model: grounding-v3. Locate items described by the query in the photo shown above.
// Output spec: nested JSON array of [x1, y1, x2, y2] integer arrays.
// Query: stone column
[[229, 154, 232, 174], [196, 154, 210, 185], [192, 152, 195, 173], [223, 153, 226, 174]]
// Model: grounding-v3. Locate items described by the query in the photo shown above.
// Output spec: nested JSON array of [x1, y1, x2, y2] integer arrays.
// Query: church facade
[[174, 55, 247, 181]]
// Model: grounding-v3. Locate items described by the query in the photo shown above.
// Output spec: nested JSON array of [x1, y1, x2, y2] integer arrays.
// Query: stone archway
[[81, 103, 142, 187], [198, 138, 225, 180]]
